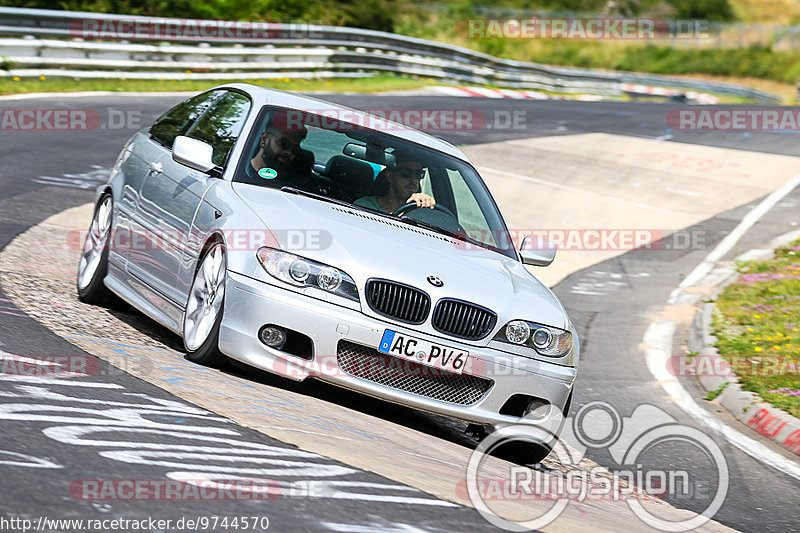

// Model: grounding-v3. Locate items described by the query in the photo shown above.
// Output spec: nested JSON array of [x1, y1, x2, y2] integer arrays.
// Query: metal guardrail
[[0, 6, 782, 103]]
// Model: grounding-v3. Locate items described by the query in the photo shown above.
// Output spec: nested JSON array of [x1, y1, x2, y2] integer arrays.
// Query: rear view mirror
[[519, 236, 556, 267], [343, 142, 367, 160], [173, 136, 216, 173]]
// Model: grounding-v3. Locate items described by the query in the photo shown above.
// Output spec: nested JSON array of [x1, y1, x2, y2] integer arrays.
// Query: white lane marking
[[678, 172, 800, 290], [0, 450, 61, 468], [476, 166, 688, 214], [645, 172, 800, 480], [31, 166, 109, 190], [323, 522, 436, 532], [644, 321, 800, 480], [0, 380, 450, 507], [0, 375, 121, 387], [0, 91, 196, 101], [2, 355, 61, 366]]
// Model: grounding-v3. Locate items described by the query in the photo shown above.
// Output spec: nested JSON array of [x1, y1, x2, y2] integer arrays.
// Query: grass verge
[[712, 238, 800, 418], [0, 75, 436, 96], [398, 9, 799, 102]]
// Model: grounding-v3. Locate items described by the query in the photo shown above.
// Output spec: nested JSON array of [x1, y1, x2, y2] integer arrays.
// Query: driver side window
[[149, 90, 223, 149], [185, 92, 252, 167]]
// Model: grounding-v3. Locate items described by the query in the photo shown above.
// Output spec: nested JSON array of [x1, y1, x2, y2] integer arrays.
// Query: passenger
[[354, 153, 435, 213], [249, 113, 315, 190]]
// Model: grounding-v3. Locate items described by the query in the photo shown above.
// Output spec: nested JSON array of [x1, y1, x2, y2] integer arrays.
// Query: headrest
[[325, 155, 375, 196]]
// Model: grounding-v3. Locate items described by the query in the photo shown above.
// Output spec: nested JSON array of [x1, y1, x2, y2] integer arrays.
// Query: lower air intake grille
[[336, 340, 493, 406]]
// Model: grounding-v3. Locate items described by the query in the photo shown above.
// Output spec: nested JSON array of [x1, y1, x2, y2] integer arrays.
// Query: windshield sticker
[[258, 167, 278, 180]]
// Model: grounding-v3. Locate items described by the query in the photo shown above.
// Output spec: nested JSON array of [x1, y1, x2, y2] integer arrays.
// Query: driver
[[354, 152, 435, 213]]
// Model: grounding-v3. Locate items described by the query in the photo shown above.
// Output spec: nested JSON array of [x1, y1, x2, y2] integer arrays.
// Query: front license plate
[[378, 330, 468, 374]]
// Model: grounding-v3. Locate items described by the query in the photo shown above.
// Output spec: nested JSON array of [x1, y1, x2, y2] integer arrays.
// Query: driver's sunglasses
[[268, 131, 302, 155], [396, 167, 425, 180]]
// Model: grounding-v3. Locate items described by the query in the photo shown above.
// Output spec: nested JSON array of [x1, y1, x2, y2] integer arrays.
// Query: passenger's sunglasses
[[396, 167, 425, 180], [268, 131, 302, 155]]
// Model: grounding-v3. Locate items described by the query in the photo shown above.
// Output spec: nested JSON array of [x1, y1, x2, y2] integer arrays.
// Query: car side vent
[[432, 298, 496, 340], [366, 279, 430, 324]]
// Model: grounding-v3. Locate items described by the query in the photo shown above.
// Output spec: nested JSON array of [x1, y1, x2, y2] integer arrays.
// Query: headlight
[[494, 321, 572, 358], [256, 247, 359, 302]]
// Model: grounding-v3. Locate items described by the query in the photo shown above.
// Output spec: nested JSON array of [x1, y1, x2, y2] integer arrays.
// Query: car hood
[[233, 183, 569, 330]]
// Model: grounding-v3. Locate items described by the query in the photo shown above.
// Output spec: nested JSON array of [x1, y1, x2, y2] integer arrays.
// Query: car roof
[[215, 83, 471, 162]]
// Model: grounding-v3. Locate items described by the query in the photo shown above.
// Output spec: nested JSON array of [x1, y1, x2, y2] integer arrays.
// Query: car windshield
[[234, 106, 516, 258]]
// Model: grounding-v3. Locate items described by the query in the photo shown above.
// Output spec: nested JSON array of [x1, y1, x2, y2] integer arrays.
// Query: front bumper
[[220, 271, 577, 437]]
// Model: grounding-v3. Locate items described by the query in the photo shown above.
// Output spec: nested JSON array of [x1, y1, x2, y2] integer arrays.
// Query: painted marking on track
[[0, 450, 61, 469], [0, 351, 454, 508], [644, 322, 800, 480], [569, 271, 650, 297], [677, 172, 800, 291], [322, 521, 436, 532], [31, 166, 109, 190], [0, 374, 122, 387], [644, 172, 800, 481]]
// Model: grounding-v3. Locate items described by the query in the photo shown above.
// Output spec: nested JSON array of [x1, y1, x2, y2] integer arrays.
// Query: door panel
[[124, 90, 224, 305]]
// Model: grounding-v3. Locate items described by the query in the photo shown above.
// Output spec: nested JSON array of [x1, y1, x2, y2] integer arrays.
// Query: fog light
[[259, 325, 287, 350], [505, 320, 530, 344], [524, 399, 550, 419]]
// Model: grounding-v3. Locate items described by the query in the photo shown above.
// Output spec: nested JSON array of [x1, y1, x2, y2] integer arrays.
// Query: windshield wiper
[[280, 186, 354, 208], [395, 216, 490, 250]]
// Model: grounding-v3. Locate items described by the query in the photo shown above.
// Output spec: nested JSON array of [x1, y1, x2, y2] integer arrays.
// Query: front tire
[[77, 194, 116, 306], [183, 242, 228, 368]]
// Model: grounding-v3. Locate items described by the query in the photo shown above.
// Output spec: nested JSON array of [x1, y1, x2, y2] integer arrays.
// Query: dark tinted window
[[149, 90, 223, 148], [185, 92, 251, 167]]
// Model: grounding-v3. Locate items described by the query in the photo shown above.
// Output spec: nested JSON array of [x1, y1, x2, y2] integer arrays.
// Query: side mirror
[[173, 136, 216, 173], [519, 236, 556, 267]]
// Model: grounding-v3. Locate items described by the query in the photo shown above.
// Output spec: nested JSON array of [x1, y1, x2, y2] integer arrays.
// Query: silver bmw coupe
[[77, 84, 579, 462]]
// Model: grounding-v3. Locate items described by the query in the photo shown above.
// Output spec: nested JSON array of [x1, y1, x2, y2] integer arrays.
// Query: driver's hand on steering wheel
[[407, 193, 435, 209]]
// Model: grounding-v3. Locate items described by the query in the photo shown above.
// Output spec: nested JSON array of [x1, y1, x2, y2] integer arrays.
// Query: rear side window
[[149, 90, 223, 149], [185, 92, 252, 167]]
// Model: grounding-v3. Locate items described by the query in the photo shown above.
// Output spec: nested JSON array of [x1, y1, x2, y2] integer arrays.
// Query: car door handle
[[148, 162, 163, 174]]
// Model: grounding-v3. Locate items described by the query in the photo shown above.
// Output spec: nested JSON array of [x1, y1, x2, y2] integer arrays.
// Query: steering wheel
[[391, 201, 456, 218]]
